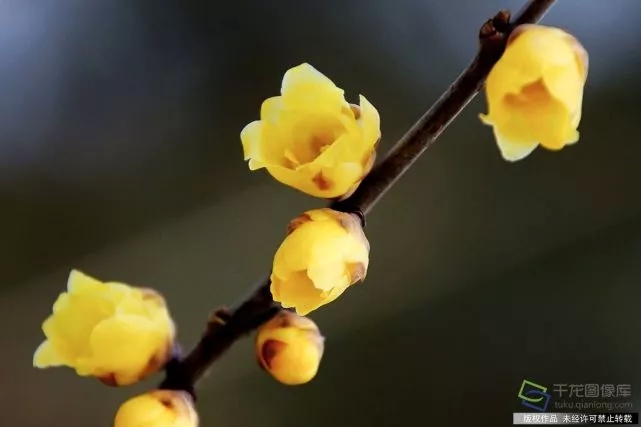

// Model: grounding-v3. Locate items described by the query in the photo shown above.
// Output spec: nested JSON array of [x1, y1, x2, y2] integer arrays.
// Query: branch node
[[208, 307, 232, 331], [479, 9, 511, 43]]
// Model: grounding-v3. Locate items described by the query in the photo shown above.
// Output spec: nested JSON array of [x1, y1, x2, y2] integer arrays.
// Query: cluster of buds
[[241, 63, 375, 316], [32, 19, 590, 425], [242, 24, 589, 320], [240, 22, 589, 383], [239, 63, 377, 384]]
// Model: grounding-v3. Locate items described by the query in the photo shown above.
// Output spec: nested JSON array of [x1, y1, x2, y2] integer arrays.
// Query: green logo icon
[[518, 379, 551, 412]]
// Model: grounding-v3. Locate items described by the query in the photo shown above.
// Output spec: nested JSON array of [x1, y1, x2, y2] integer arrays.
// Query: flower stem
[[160, 0, 557, 392]]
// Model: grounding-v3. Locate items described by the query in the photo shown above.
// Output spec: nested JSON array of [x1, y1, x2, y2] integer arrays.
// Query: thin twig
[[159, 0, 557, 394]]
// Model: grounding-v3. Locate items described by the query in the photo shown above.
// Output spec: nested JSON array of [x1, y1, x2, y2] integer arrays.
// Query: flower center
[[504, 79, 550, 108], [284, 132, 335, 168]]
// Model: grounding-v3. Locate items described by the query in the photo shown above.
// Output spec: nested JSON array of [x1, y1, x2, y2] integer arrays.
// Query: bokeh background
[[2, 0, 641, 426]]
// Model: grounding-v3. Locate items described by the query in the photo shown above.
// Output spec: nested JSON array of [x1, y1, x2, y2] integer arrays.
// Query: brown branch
[[159, 0, 557, 395]]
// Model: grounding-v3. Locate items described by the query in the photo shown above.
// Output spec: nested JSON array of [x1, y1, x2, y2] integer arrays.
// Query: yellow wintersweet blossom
[[480, 24, 589, 161], [114, 390, 198, 427], [271, 208, 370, 315], [241, 63, 381, 199], [256, 311, 325, 385], [33, 269, 176, 386]]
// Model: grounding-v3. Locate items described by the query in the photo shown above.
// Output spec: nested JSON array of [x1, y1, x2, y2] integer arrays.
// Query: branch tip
[[479, 10, 511, 49]]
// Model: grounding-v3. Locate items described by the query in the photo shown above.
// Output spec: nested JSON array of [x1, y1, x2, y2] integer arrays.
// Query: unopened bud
[[114, 389, 198, 427], [255, 311, 325, 385], [270, 208, 370, 315]]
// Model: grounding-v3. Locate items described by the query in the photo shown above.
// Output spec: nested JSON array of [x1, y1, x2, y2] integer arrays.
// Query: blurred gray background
[[2, 0, 641, 426]]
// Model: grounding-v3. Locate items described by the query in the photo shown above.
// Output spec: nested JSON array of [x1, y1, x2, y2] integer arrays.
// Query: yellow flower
[[33, 269, 176, 386], [479, 24, 588, 161], [241, 63, 381, 199], [271, 208, 369, 315], [114, 390, 198, 427], [256, 311, 324, 385]]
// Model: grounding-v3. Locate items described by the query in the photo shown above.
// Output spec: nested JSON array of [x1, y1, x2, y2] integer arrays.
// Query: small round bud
[[114, 390, 198, 427], [256, 311, 325, 385]]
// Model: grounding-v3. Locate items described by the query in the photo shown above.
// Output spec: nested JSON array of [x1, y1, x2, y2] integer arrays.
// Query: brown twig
[[159, 0, 557, 395]]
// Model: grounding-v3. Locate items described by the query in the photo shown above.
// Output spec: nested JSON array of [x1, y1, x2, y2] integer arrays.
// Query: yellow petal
[[67, 269, 106, 294], [270, 276, 282, 301], [85, 314, 165, 384], [479, 113, 493, 126], [43, 293, 115, 362], [265, 160, 364, 200], [116, 287, 168, 321], [248, 112, 315, 169], [264, 164, 319, 196], [240, 120, 264, 167], [305, 208, 340, 222], [541, 65, 583, 115], [274, 220, 346, 275], [493, 25, 575, 97], [319, 283, 349, 307], [311, 131, 359, 168], [343, 239, 370, 269], [502, 81, 577, 150], [307, 260, 350, 292], [33, 340, 65, 368], [39, 316, 75, 363], [241, 97, 295, 169], [358, 95, 381, 149], [305, 232, 368, 291], [67, 270, 132, 305], [51, 292, 71, 314], [260, 96, 284, 123], [492, 129, 540, 162], [272, 271, 326, 316], [281, 63, 347, 112], [317, 162, 364, 197]]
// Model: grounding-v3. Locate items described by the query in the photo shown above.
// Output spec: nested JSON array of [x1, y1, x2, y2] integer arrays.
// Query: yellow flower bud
[[33, 269, 176, 386], [479, 24, 588, 161], [256, 311, 324, 385], [241, 63, 381, 199], [114, 390, 198, 427], [270, 208, 369, 315]]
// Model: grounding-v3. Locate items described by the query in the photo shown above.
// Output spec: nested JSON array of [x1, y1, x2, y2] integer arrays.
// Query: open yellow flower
[[480, 24, 588, 161], [256, 311, 325, 385], [271, 208, 370, 315], [33, 270, 176, 386], [241, 63, 381, 199], [114, 390, 198, 427]]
